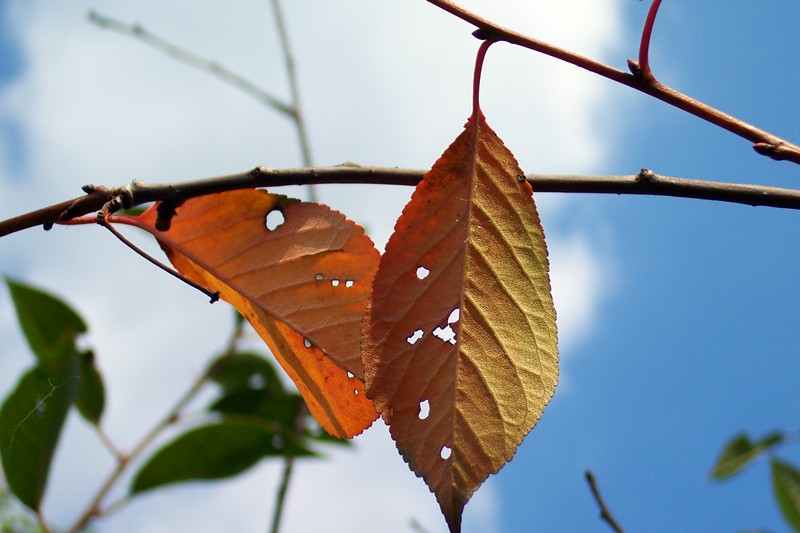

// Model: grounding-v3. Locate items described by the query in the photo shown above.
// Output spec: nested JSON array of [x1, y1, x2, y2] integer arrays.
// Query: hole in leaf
[[248, 373, 265, 389], [303, 338, 312, 348], [331, 279, 340, 287], [440, 445, 452, 460], [265, 209, 285, 231], [345, 280, 354, 288], [347, 371, 355, 379], [406, 329, 424, 345], [272, 435, 285, 449], [315, 273, 323, 281], [432, 325, 457, 345], [448, 308, 460, 324], [416, 266, 430, 280], [354, 389, 360, 396], [418, 399, 430, 420]]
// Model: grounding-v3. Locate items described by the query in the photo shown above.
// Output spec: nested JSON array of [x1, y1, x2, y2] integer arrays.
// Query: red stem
[[426, 0, 800, 165], [638, 0, 663, 81], [472, 39, 493, 117]]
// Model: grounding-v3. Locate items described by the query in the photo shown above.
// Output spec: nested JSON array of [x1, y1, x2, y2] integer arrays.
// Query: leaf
[[0, 364, 80, 510], [207, 351, 287, 396], [75, 350, 106, 424], [4, 277, 103, 423], [772, 459, 800, 531], [130, 416, 315, 494], [210, 388, 303, 427], [362, 114, 558, 532], [122, 190, 379, 438], [208, 351, 304, 428], [4, 277, 87, 377], [711, 432, 784, 481]]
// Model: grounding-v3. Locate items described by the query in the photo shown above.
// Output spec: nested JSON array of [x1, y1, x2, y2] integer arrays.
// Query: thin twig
[[1, 166, 798, 238], [269, 0, 313, 169], [35, 507, 52, 533], [426, 0, 800, 164], [93, 423, 125, 461], [268, 401, 308, 533], [269, 449, 295, 533], [69, 316, 245, 531], [67, 372, 209, 533], [87, 11, 294, 118], [585, 470, 625, 533]]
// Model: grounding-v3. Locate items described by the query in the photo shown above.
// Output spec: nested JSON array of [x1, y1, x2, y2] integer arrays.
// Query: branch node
[[472, 28, 490, 41], [753, 142, 792, 161], [58, 189, 108, 223], [637, 168, 656, 183], [627, 59, 641, 77]]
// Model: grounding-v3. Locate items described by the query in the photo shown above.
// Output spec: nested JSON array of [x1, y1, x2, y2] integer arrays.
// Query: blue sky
[[1, 1, 798, 532]]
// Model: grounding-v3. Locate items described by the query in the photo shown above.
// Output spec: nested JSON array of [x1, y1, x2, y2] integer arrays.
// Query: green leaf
[[0, 365, 80, 510], [771, 458, 800, 531], [75, 350, 105, 424], [206, 351, 286, 396], [130, 416, 316, 494], [210, 388, 304, 426], [4, 277, 87, 378], [711, 432, 780, 480]]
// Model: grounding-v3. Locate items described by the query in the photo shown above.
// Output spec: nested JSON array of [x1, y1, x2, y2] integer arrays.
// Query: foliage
[[0, 278, 345, 531], [711, 431, 800, 532]]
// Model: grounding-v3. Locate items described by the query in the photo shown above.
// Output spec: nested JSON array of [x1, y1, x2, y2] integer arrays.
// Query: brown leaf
[[362, 114, 559, 531], [125, 190, 379, 438]]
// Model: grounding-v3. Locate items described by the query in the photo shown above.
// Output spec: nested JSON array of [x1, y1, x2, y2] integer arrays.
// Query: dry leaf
[[362, 113, 559, 531], [125, 190, 379, 438]]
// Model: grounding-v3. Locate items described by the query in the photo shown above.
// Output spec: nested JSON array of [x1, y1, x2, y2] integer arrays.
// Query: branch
[[585, 470, 625, 533], [427, 0, 800, 165], [87, 11, 295, 118], [269, 0, 313, 168], [1, 166, 799, 238]]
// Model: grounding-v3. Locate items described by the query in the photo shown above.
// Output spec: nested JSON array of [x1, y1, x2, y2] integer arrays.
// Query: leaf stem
[[97, 214, 220, 303], [637, 0, 663, 82], [472, 39, 493, 117], [426, 0, 800, 164]]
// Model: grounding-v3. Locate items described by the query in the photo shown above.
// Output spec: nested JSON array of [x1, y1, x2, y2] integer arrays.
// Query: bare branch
[[87, 11, 295, 118], [426, 0, 800, 165], [269, 0, 313, 168], [585, 470, 625, 533], [2, 166, 799, 239]]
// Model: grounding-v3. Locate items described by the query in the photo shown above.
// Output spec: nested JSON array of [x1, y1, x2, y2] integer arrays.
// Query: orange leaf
[[125, 190, 379, 438], [362, 114, 559, 531]]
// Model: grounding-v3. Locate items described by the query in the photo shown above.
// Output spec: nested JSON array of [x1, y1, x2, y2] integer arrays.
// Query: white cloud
[[0, 1, 623, 531]]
